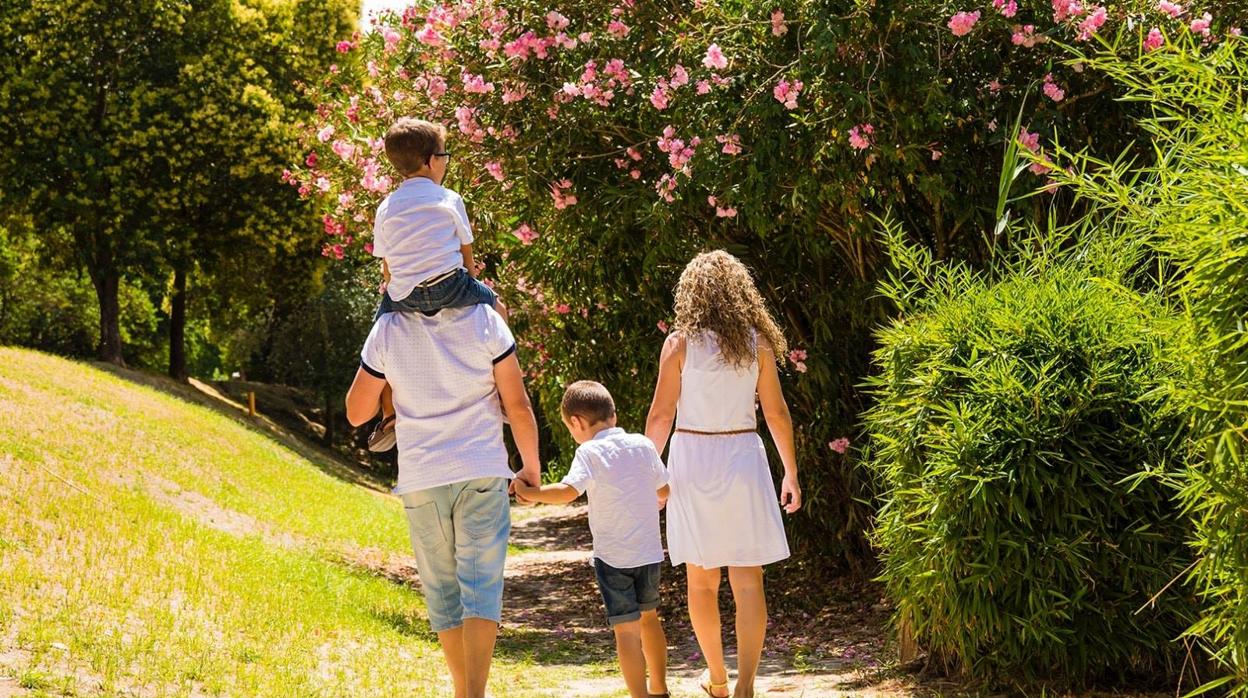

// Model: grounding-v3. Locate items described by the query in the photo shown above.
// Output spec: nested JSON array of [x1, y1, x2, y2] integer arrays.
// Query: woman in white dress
[[645, 251, 801, 698]]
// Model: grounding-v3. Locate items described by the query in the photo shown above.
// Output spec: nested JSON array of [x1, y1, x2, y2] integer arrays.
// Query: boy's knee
[[612, 619, 642, 637]]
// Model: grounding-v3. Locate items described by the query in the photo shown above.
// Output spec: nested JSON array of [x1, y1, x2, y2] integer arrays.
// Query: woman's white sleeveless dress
[[665, 332, 791, 569]]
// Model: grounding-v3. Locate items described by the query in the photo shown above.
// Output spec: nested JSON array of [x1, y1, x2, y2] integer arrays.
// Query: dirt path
[[504, 503, 923, 697]]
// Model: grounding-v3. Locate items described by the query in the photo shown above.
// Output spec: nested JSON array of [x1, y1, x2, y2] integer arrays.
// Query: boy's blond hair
[[561, 381, 616, 425], [384, 117, 446, 176]]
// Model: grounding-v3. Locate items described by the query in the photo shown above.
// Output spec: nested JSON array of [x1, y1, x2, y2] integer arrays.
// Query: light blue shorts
[[400, 477, 510, 632]]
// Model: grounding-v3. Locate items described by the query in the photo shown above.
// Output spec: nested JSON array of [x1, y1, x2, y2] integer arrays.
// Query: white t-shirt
[[360, 304, 516, 495], [372, 177, 474, 301], [562, 427, 669, 569]]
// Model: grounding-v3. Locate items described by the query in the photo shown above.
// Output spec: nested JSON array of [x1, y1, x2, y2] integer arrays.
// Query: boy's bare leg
[[613, 620, 648, 698], [492, 296, 510, 322], [381, 383, 395, 419], [640, 609, 669, 695]]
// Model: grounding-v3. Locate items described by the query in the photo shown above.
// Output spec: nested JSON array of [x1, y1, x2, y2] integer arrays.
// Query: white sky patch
[[360, 0, 413, 30]]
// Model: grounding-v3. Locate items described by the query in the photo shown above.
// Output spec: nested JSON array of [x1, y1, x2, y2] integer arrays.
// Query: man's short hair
[[384, 118, 445, 175], [561, 380, 616, 425]]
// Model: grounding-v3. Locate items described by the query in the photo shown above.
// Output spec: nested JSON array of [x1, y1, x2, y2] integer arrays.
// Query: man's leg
[[613, 620, 648, 698], [436, 626, 468, 698], [401, 487, 467, 696], [451, 477, 511, 698]]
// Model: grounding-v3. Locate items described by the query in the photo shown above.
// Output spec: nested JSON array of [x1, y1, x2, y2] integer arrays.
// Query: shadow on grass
[[91, 362, 392, 494]]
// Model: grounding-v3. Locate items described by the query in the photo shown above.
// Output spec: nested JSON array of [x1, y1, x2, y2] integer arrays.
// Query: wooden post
[[248, 391, 256, 418], [898, 610, 919, 664]]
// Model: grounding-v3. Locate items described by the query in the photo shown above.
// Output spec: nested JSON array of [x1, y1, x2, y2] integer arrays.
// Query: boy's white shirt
[[561, 427, 669, 569], [372, 176, 473, 301]]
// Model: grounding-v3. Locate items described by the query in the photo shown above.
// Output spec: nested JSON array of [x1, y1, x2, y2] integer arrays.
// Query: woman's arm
[[644, 332, 685, 456], [757, 340, 802, 513]]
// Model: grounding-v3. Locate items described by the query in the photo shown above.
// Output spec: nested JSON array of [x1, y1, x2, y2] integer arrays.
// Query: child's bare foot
[[367, 415, 396, 452]]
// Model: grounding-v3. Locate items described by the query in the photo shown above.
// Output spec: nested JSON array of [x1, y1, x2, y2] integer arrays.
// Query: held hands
[[779, 475, 802, 514], [509, 465, 542, 504]]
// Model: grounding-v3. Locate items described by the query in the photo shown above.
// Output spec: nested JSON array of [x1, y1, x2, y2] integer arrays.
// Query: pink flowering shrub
[[291, 0, 1246, 567]]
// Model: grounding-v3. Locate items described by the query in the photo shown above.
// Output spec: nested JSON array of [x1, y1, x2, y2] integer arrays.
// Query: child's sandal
[[366, 415, 397, 452]]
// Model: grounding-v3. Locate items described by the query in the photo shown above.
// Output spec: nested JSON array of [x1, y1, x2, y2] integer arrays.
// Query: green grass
[[0, 347, 616, 696]]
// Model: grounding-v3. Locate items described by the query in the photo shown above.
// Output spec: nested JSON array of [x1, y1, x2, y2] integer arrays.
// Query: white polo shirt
[[372, 177, 473, 301], [562, 427, 669, 569], [360, 304, 516, 494]]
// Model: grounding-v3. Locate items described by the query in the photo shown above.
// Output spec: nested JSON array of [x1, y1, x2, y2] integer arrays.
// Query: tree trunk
[[92, 270, 125, 366], [169, 267, 188, 381], [322, 393, 336, 446]]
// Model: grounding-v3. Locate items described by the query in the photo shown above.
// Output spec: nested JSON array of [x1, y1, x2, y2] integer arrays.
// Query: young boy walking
[[366, 117, 502, 451], [514, 381, 671, 698]]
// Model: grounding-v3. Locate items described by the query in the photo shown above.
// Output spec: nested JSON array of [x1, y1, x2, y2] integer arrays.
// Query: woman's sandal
[[699, 669, 730, 697]]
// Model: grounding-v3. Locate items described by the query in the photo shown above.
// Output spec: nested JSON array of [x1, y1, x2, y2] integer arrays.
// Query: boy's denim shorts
[[592, 558, 662, 626], [375, 268, 498, 321], [400, 477, 510, 633]]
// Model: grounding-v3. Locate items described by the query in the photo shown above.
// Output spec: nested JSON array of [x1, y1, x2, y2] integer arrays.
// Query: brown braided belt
[[674, 428, 756, 436]]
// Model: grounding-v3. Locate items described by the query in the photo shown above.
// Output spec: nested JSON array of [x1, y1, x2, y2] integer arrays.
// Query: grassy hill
[[0, 348, 609, 696]]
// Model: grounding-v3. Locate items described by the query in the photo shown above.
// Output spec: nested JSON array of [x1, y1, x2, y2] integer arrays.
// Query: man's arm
[[345, 365, 385, 427], [513, 481, 579, 505], [494, 352, 541, 488]]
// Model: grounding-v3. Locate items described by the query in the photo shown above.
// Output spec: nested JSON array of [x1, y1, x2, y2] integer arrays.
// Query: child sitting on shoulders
[[366, 117, 505, 451], [514, 381, 671, 698]]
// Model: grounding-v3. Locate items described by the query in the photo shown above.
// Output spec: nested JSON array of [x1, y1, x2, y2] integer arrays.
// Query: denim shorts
[[400, 477, 510, 632], [375, 268, 498, 320], [593, 558, 662, 626]]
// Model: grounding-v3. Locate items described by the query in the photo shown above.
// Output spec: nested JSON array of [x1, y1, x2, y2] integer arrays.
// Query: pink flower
[[415, 24, 444, 47], [657, 320, 670, 333], [771, 10, 788, 36], [1043, 74, 1065, 102], [1077, 5, 1107, 40], [484, 161, 505, 182], [788, 349, 807, 363], [546, 10, 570, 31], [773, 79, 803, 109], [1011, 24, 1039, 46], [649, 85, 670, 110], [630, 169, 642, 179], [317, 125, 335, 142], [703, 44, 728, 70], [336, 41, 353, 53], [932, 149, 944, 161], [848, 123, 874, 150], [655, 173, 677, 202], [1053, 0, 1084, 22], [670, 64, 690, 88], [555, 303, 572, 314], [502, 83, 529, 104], [337, 192, 354, 209], [315, 177, 331, 193], [948, 10, 981, 37], [305, 152, 317, 168], [1231, 27, 1242, 36], [829, 437, 850, 454], [988, 79, 1004, 93], [462, 72, 495, 94], [331, 139, 356, 162], [551, 179, 578, 209], [382, 27, 402, 53], [1157, 0, 1184, 18], [608, 20, 630, 37], [512, 223, 538, 245], [1018, 127, 1041, 152], [716, 133, 742, 155], [1146, 26, 1166, 50], [993, 0, 1019, 17], [1190, 12, 1212, 36], [363, 242, 374, 255], [696, 80, 711, 94]]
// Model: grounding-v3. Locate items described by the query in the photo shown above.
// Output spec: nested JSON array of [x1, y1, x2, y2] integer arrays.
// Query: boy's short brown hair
[[384, 118, 446, 175], [561, 381, 616, 425]]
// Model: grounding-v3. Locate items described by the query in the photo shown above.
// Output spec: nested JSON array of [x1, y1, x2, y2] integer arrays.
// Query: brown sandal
[[367, 415, 396, 452], [699, 669, 730, 697]]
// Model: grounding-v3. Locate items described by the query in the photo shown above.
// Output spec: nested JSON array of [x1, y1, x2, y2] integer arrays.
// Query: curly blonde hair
[[673, 250, 788, 368]]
